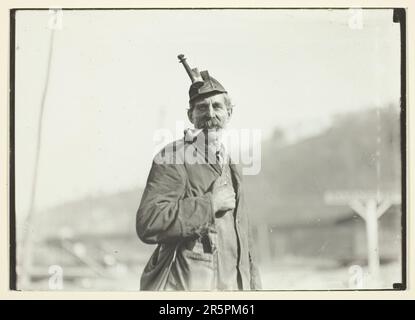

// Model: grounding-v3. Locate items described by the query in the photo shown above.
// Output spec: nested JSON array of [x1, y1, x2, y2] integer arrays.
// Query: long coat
[[136, 133, 261, 290]]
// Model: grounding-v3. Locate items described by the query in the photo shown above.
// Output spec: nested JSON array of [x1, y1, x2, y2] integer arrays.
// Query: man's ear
[[227, 107, 233, 119], [187, 108, 194, 124]]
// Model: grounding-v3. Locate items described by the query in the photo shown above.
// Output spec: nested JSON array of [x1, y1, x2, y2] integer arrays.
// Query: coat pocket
[[172, 240, 216, 291]]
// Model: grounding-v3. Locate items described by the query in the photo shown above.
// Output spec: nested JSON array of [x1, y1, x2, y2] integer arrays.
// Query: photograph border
[[1, 0, 414, 300]]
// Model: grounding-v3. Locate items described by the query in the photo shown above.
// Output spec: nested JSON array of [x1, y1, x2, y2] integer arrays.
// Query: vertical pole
[[365, 199, 380, 282], [19, 28, 55, 289]]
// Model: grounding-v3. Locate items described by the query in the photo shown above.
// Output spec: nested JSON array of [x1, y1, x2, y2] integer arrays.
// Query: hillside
[[244, 105, 402, 225]]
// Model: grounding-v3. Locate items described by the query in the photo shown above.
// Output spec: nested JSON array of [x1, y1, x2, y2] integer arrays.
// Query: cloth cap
[[189, 70, 227, 103]]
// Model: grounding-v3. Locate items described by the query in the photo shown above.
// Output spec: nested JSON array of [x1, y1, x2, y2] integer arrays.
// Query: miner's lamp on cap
[[178, 54, 227, 102]]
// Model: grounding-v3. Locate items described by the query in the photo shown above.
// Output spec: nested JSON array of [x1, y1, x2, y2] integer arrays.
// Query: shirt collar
[[184, 128, 203, 143]]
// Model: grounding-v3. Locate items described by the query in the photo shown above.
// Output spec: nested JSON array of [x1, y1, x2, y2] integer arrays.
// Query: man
[[136, 55, 261, 291]]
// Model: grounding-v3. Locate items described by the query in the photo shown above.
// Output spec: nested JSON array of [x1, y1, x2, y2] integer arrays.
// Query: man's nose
[[207, 103, 214, 117]]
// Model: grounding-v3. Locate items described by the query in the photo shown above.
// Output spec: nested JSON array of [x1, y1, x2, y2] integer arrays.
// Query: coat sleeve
[[136, 161, 215, 244]]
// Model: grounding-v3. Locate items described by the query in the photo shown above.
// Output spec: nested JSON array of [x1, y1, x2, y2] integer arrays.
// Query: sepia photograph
[[10, 7, 405, 292]]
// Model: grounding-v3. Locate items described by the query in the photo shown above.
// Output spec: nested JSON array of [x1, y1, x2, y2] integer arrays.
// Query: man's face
[[188, 93, 232, 130]]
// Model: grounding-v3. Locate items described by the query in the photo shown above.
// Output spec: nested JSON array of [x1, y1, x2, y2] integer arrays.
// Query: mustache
[[199, 116, 224, 129]]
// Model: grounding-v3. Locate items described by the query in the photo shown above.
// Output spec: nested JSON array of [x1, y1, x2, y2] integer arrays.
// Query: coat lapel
[[229, 160, 242, 200]]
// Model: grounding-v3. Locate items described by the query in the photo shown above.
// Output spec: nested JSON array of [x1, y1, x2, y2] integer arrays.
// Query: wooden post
[[324, 191, 400, 287], [365, 199, 380, 280]]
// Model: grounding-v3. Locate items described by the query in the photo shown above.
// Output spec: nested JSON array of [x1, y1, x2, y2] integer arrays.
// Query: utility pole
[[19, 22, 56, 289]]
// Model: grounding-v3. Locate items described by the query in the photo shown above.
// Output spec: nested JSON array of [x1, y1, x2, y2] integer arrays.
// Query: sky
[[14, 9, 400, 220]]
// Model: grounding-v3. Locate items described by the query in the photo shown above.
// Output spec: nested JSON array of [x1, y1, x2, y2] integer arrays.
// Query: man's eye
[[213, 103, 223, 109]]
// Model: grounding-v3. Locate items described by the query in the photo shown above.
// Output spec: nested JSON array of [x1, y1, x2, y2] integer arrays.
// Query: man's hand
[[211, 176, 236, 216]]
